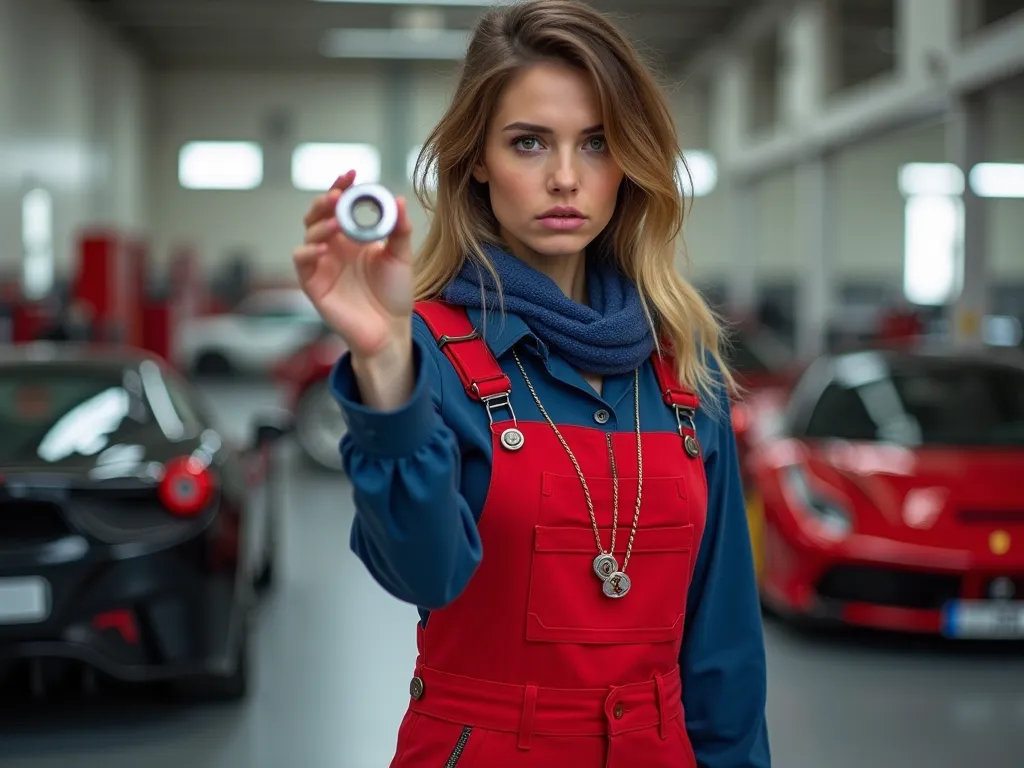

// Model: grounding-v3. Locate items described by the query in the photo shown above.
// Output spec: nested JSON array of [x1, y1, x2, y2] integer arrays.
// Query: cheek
[[488, 161, 534, 209], [593, 166, 625, 212]]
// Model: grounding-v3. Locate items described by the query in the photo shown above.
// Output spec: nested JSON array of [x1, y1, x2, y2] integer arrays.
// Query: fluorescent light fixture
[[897, 162, 964, 198], [292, 143, 381, 191], [321, 28, 470, 59], [903, 194, 962, 306], [677, 150, 718, 197], [969, 162, 1024, 198], [22, 188, 54, 300], [179, 141, 263, 190], [314, 0, 497, 5]]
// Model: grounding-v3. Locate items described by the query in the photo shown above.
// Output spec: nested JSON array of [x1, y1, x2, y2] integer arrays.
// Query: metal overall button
[[409, 676, 425, 700], [684, 434, 700, 458]]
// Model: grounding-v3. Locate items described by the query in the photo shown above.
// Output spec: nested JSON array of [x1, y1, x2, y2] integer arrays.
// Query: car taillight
[[159, 457, 214, 516]]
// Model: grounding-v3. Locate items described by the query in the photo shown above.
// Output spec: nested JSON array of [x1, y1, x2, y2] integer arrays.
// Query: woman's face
[[473, 61, 624, 264]]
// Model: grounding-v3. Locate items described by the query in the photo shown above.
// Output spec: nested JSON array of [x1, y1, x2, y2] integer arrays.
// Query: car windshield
[[0, 368, 155, 464], [804, 355, 1024, 447]]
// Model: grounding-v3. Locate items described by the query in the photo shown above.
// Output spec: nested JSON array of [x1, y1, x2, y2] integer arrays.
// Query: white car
[[174, 288, 325, 376]]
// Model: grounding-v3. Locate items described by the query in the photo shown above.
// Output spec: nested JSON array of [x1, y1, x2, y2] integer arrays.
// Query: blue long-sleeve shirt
[[331, 307, 770, 768]]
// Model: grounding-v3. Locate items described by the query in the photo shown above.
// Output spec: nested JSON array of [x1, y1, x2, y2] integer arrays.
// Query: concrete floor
[[1, 382, 1022, 768]]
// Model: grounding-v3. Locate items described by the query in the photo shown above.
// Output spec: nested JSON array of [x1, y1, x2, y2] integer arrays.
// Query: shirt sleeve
[[329, 320, 482, 610], [680, 382, 772, 768]]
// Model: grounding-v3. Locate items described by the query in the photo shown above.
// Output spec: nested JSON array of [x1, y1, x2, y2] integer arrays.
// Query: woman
[[294, 1, 770, 766]]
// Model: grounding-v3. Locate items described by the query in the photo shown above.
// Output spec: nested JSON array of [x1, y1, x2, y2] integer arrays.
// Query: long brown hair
[[412, 0, 733, 403]]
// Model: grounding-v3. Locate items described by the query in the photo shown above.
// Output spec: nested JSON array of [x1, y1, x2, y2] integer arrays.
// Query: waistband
[[407, 665, 681, 749]]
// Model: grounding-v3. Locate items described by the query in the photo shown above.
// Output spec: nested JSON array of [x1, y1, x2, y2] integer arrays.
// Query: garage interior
[[1, 0, 1024, 767]]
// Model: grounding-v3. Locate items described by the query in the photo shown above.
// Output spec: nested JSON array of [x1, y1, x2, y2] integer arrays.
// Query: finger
[[384, 196, 414, 263], [304, 217, 340, 245], [329, 169, 357, 192], [292, 242, 328, 267], [303, 189, 344, 229], [302, 171, 355, 227]]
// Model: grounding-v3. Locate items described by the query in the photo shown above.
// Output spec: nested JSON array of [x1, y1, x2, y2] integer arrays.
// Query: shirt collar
[[466, 307, 548, 361]]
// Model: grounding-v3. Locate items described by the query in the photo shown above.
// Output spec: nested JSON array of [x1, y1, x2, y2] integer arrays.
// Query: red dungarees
[[391, 302, 708, 768]]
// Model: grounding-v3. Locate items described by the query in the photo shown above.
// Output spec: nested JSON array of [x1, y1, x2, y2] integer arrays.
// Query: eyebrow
[[502, 121, 604, 135]]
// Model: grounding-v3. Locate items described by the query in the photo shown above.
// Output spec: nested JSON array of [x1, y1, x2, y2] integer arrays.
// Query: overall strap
[[414, 301, 511, 401], [650, 352, 702, 456]]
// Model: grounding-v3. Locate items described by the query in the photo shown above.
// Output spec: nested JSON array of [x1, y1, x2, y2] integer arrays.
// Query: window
[[21, 188, 54, 300], [292, 143, 380, 191], [178, 141, 263, 190], [805, 363, 1024, 447], [163, 378, 206, 436], [805, 384, 877, 441]]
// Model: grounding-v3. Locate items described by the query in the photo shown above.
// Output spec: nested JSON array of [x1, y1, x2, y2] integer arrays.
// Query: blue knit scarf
[[440, 243, 655, 376]]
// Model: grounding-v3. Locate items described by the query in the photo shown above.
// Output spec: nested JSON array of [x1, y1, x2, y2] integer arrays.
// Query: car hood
[[802, 441, 1024, 542]]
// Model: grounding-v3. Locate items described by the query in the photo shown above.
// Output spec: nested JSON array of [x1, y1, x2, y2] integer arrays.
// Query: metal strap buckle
[[674, 405, 696, 437], [436, 331, 479, 349], [480, 391, 518, 426]]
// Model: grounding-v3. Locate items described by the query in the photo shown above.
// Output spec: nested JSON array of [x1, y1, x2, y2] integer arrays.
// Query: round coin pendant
[[500, 428, 525, 452], [602, 571, 631, 599], [593, 553, 619, 581], [684, 434, 701, 458]]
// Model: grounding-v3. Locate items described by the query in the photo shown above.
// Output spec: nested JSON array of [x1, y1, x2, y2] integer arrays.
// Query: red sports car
[[272, 330, 349, 471], [743, 347, 1024, 639]]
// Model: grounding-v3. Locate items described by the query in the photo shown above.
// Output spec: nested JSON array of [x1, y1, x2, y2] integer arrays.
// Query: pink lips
[[538, 206, 587, 231]]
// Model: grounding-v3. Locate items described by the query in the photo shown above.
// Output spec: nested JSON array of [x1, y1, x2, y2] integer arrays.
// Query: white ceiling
[[72, 0, 758, 71]]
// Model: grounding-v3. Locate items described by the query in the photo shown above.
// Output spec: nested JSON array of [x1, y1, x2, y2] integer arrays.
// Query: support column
[[948, 91, 989, 347], [710, 51, 756, 316], [382, 62, 414, 189], [782, 0, 836, 360], [794, 155, 836, 360], [728, 182, 759, 319]]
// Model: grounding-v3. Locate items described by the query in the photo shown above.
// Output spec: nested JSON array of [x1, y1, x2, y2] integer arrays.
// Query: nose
[[547, 148, 580, 194]]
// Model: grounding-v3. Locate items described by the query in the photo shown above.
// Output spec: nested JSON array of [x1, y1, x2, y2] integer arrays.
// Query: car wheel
[[171, 615, 251, 703], [294, 379, 346, 472], [194, 351, 234, 377]]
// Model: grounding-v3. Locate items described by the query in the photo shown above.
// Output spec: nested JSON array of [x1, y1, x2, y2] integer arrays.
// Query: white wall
[[0, 0, 147, 285], [147, 65, 459, 280]]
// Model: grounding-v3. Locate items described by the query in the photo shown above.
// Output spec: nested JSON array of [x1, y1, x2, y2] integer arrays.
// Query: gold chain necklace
[[511, 350, 643, 599]]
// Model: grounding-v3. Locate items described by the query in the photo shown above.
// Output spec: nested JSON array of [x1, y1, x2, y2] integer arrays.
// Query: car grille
[[816, 565, 962, 610], [0, 500, 71, 545], [956, 509, 1024, 524]]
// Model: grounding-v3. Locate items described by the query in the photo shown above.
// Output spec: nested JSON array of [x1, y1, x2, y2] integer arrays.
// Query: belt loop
[[655, 674, 670, 740], [518, 684, 538, 750]]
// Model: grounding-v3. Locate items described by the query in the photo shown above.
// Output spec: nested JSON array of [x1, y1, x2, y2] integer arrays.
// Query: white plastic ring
[[335, 183, 398, 243]]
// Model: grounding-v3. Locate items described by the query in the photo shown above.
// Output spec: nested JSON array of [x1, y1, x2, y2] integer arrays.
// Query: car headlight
[[783, 465, 853, 538]]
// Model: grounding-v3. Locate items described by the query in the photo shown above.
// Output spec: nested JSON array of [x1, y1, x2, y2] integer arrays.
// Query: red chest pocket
[[525, 473, 699, 645]]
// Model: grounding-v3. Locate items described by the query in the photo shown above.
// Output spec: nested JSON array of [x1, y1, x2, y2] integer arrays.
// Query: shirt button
[[613, 702, 624, 719], [593, 409, 610, 424]]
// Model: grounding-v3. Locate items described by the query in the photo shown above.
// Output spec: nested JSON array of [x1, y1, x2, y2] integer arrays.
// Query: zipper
[[444, 726, 472, 767]]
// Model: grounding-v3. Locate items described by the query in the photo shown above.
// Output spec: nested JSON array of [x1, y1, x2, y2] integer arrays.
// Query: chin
[[522, 233, 596, 259]]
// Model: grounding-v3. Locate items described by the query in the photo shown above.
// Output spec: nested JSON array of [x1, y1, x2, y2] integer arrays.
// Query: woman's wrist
[[349, 332, 415, 412]]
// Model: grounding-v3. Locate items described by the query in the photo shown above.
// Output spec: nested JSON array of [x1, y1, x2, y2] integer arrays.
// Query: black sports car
[[0, 344, 289, 701]]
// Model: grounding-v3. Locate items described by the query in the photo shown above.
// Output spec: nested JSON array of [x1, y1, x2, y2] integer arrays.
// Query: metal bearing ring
[[335, 183, 399, 243]]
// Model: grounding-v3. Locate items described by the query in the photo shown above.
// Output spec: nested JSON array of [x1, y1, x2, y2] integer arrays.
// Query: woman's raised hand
[[293, 171, 415, 362]]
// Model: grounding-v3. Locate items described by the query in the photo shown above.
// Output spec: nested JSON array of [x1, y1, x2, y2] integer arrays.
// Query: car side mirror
[[252, 411, 294, 447]]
